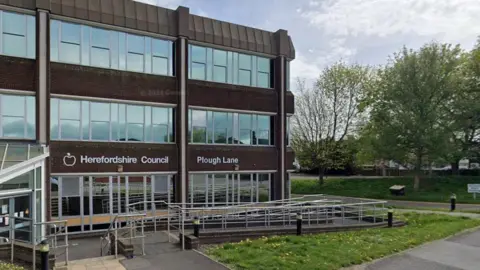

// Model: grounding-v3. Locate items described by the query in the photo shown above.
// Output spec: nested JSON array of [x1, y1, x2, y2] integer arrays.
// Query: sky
[[136, 0, 480, 88]]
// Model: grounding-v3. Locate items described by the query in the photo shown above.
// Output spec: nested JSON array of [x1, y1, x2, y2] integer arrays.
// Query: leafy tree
[[363, 42, 463, 190], [292, 62, 372, 184]]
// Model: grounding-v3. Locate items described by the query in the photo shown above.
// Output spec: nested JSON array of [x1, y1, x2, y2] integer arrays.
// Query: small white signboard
[[468, 184, 480, 200]]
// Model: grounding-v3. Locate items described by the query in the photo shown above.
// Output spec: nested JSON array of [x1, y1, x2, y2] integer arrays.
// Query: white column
[[179, 38, 187, 206], [279, 56, 286, 200], [38, 11, 48, 144]]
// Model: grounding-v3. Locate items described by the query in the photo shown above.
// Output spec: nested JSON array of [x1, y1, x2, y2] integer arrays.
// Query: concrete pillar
[[36, 10, 49, 145]]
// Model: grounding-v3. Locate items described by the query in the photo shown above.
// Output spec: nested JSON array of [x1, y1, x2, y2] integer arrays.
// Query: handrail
[[101, 212, 147, 257]]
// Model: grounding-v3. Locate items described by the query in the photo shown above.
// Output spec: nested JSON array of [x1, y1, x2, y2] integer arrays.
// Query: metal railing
[[100, 213, 147, 258], [1, 216, 69, 270]]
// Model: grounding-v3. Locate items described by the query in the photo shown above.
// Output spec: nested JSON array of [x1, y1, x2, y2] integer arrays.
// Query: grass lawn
[[0, 261, 25, 270], [206, 212, 480, 270], [390, 206, 480, 214], [291, 176, 480, 204]]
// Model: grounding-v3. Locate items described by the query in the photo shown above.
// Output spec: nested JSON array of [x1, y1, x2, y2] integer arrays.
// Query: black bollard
[[193, 217, 200, 237], [450, 193, 456, 212], [39, 239, 49, 270], [296, 213, 302, 235], [387, 209, 393, 228]]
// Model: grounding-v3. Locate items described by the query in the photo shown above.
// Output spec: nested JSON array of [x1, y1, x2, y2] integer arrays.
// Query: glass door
[[13, 195, 32, 242], [0, 198, 10, 239]]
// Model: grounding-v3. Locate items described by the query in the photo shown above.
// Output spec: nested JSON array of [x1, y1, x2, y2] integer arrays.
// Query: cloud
[[301, 0, 480, 45]]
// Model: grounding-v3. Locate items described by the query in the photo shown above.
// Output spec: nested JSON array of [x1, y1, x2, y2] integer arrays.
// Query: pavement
[[346, 226, 480, 270], [386, 199, 480, 212], [64, 256, 126, 270]]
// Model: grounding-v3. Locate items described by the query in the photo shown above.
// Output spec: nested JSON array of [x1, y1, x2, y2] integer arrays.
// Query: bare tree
[[292, 62, 371, 184]]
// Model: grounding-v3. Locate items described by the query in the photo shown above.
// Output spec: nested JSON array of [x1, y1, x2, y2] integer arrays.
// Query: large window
[[51, 98, 174, 143], [0, 11, 35, 59], [51, 20, 174, 76], [0, 94, 35, 139], [188, 44, 273, 88], [188, 109, 273, 146], [188, 173, 272, 207], [286, 116, 292, 146]]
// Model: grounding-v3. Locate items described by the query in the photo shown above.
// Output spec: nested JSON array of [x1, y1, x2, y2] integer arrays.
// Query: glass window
[[213, 112, 228, 144], [59, 100, 81, 140], [256, 115, 270, 145], [126, 105, 144, 141], [239, 69, 251, 86], [152, 107, 169, 142], [2, 11, 28, 58], [191, 46, 206, 63], [0, 95, 35, 139], [191, 110, 207, 143], [90, 102, 110, 141], [257, 57, 271, 88], [239, 114, 252, 145], [239, 54, 251, 70], [50, 20, 173, 75], [191, 62, 206, 80]]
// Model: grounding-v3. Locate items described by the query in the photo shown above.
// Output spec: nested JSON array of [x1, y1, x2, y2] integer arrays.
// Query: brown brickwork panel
[[50, 63, 178, 104], [189, 145, 277, 171], [0, 56, 36, 91], [50, 141, 178, 173], [286, 91, 294, 114], [188, 80, 277, 112], [286, 149, 295, 170]]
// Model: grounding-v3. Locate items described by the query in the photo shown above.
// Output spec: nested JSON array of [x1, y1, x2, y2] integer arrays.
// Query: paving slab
[[365, 254, 462, 270]]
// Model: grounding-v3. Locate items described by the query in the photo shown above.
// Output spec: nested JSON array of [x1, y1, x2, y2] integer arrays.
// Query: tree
[[442, 38, 480, 173], [292, 62, 372, 184], [363, 42, 463, 190]]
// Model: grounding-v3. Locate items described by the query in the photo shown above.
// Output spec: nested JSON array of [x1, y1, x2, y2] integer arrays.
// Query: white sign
[[1, 205, 7, 214], [468, 184, 480, 193], [63, 153, 169, 166], [197, 156, 239, 165]]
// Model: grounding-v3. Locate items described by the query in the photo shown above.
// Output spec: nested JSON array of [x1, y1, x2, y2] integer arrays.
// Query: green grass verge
[[291, 177, 480, 204], [390, 206, 480, 214], [206, 212, 480, 270]]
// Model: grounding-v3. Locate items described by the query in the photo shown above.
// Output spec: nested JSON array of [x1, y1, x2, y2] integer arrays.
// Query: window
[[0, 94, 35, 139], [191, 46, 206, 80], [90, 27, 110, 68], [189, 109, 272, 146], [0, 11, 35, 59], [286, 116, 292, 146], [188, 44, 272, 88], [188, 173, 272, 207], [286, 60, 291, 90], [257, 57, 270, 88], [51, 98, 174, 143], [51, 20, 173, 76]]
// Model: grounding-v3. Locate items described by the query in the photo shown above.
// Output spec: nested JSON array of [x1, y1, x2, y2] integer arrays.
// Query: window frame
[[0, 10, 35, 59]]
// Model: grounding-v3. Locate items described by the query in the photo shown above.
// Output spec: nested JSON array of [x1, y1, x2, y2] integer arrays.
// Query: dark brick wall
[[0, 56, 36, 91], [50, 63, 178, 104], [50, 141, 178, 173], [188, 80, 278, 112], [189, 145, 277, 171]]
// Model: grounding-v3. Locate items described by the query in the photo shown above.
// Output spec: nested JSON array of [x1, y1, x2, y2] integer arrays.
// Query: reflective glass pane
[[258, 174, 270, 202], [50, 20, 60, 61], [239, 114, 251, 129], [214, 112, 229, 143], [59, 42, 80, 64], [153, 124, 168, 143], [257, 130, 269, 145], [60, 100, 80, 120], [191, 62, 206, 80], [127, 53, 144, 73], [92, 177, 110, 215], [2, 116, 24, 137], [257, 72, 269, 88], [110, 103, 119, 141], [91, 47, 110, 68], [91, 122, 110, 141], [26, 96, 35, 139], [81, 101, 89, 140], [127, 123, 143, 141], [3, 34, 26, 58], [239, 129, 251, 145], [257, 115, 270, 130], [152, 56, 168, 75], [91, 102, 110, 121], [145, 106, 151, 142], [192, 127, 206, 143], [127, 34, 144, 54], [257, 57, 270, 73], [2, 95, 25, 116], [91, 27, 109, 48], [50, 99, 59, 139], [60, 120, 80, 139], [191, 45, 206, 63], [239, 54, 251, 70], [62, 177, 80, 197], [26, 16, 35, 59], [61, 22, 81, 44], [118, 104, 126, 141], [239, 69, 251, 86], [3, 12, 26, 35], [152, 39, 168, 57], [213, 49, 227, 66], [191, 110, 207, 127], [213, 66, 227, 83], [127, 105, 144, 123], [152, 107, 169, 124]]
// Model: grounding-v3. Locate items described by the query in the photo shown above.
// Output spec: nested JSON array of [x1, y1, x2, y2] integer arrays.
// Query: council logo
[[63, 153, 76, 167]]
